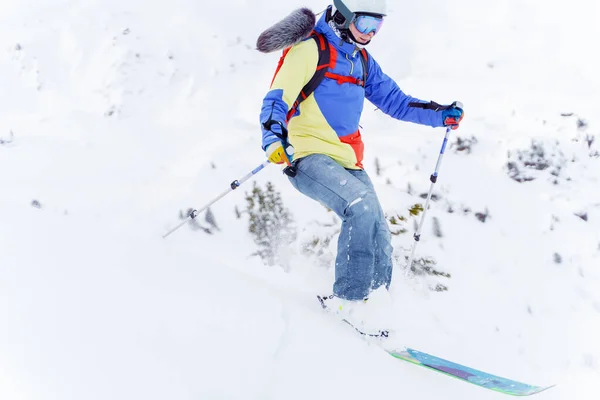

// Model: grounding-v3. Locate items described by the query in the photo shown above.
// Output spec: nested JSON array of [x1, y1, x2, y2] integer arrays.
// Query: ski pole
[[405, 123, 455, 274], [162, 160, 271, 239]]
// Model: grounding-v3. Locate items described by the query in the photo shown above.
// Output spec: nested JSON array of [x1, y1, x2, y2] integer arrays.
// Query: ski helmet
[[332, 0, 387, 29]]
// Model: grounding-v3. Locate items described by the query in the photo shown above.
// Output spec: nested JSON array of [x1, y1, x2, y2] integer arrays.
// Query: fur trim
[[256, 8, 316, 53]]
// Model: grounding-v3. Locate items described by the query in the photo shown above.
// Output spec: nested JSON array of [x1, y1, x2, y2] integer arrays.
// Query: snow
[[1, 0, 599, 399]]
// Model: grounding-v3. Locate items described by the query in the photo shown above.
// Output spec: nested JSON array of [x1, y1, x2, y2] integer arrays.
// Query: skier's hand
[[442, 102, 464, 130], [265, 141, 291, 165]]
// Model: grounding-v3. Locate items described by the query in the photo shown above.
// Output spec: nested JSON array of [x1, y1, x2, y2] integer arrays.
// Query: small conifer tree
[[245, 181, 296, 267]]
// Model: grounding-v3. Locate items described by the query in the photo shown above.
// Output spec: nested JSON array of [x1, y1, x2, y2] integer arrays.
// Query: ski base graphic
[[388, 348, 554, 396]]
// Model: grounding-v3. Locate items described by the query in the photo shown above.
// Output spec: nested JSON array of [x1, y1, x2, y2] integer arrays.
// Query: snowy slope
[[1, 0, 599, 399]]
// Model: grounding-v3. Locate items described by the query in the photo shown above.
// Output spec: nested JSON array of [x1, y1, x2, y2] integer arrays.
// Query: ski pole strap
[[408, 101, 452, 111], [262, 100, 289, 143], [262, 120, 289, 142], [263, 119, 288, 143], [409, 101, 462, 112]]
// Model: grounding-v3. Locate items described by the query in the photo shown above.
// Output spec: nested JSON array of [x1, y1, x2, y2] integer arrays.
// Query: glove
[[441, 102, 464, 130], [265, 141, 292, 165]]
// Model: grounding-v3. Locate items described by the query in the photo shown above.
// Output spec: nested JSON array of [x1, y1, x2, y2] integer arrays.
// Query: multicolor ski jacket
[[260, 13, 446, 170]]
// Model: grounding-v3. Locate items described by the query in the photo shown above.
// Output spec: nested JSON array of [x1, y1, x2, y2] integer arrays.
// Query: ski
[[340, 316, 389, 338], [387, 348, 555, 396], [317, 295, 554, 396]]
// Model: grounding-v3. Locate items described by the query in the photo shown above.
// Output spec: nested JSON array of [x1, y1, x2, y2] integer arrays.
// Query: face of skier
[[349, 23, 375, 44], [348, 14, 384, 44]]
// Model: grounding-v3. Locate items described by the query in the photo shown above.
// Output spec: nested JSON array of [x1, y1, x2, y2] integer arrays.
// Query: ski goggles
[[353, 14, 384, 35]]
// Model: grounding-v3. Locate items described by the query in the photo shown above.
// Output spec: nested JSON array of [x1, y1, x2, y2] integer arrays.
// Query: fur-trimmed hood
[[256, 8, 316, 53]]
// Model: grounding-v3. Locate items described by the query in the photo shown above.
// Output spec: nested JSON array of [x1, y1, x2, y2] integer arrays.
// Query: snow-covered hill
[[1, 1, 599, 399]]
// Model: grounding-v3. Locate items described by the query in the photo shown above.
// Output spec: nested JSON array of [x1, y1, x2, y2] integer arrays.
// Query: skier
[[258, 0, 464, 334]]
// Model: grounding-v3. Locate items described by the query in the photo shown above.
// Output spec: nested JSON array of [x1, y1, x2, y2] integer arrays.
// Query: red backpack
[[270, 32, 369, 123]]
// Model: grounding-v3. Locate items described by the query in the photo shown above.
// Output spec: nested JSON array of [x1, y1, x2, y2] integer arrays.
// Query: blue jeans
[[288, 154, 393, 300]]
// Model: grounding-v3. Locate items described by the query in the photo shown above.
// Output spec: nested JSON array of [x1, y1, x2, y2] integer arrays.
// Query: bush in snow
[[432, 216, 443, 237], [374, 157, 382, 176], [475, 208, 491, 223], [408, 203, 424, 217], [387, 213, 408, 236], [301, 232, 335, 263], [553, 253, 562, 264], [406, 256, 451, 292], [179, 207, 218, 234], [297, 216, 339, 269], [506, 139, 566, 183], [387, 203, 428, 235], [0, 131, 15, 146], [561, 113, 598, 157], [408, 256, 451, 279], [204, 207, 219, 230], [585, 134, 595, 149], [398, 204, 452, 291], [419, 192, 442, 201], [575, 211, 588, 222], [245, 181, 297, 267], [583, 134, 599, 158], [451, 135, 478, 154]]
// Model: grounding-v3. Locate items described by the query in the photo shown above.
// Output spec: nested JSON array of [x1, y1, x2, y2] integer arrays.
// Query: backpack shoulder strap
[[269, 47, 293, 87], [359, 48, 369, 86], [300, 33, 332, 100], [285, 32, 332, 121]]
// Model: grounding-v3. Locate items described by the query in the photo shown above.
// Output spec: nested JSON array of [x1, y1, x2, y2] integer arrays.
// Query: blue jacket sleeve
[[364, 55, 445, 128]]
